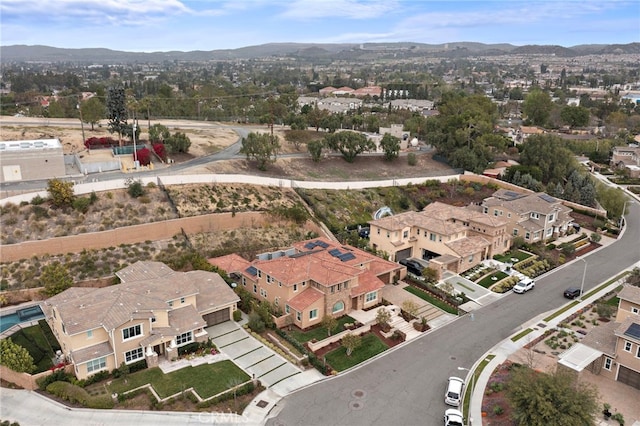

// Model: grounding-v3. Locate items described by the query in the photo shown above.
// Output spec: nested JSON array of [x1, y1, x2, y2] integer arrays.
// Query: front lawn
[[404, 286, 458, 315], [109, 361, 249, 399], [9, 321, 60, 373], [288, 315, 355, 344], [477, 271, 509, 288], [493, 250, 532, 263], [324, 333, 388, 372]]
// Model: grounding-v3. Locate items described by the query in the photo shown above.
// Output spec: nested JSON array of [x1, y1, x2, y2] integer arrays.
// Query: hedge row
[[274, 328, 329, 375], [46, 381, 114, 408]]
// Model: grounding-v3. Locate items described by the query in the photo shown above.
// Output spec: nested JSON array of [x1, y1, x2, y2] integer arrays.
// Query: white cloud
[[279, 0, 399, 20]]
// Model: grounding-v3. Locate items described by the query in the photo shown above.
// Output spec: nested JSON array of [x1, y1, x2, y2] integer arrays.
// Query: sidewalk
[[466, 261, 640, 426]]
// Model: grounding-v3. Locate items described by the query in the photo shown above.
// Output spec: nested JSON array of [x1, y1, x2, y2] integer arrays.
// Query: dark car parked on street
[[564, 287, 582, 299]]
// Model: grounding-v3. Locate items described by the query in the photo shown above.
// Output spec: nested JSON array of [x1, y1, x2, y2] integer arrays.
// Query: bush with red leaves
[[135, 147, 151, 166], [84, 136, 119, 149], [152, 143, 167, 161]]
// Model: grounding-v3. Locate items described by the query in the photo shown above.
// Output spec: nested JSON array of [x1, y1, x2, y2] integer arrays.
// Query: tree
[[148, 124, 171, 142], [322, 315, 338, 337], [560, 106, 590, 128], [375, 307, 391, 328], [522, 89, 553, 126], [380, 133, 401, 161], [507, 366, 599, 426], [308, 139, 324, 162], [519, 135, 577, 185], [47, 178, 75, 207], [80, 97, 105, 131], [165, 131, 191, 154], [341, 333, 362, 357], [324, 131, 374, 163], [401, 300, 419, 319], [40, 262, 73, 297], [125, 178, 145, 198], [106, 87, 128, 143], [0, 338, 35, 373], [240, 132, 281, 171]]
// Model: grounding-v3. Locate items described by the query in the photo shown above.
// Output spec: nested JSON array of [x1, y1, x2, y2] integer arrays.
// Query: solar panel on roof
[[338, 252, 356, 262], [328, 248, 342, 257], [304, 241, 317, 249], [539, 194, 556, 203], [246, 266, 258, 276], [315, 240, 329, 248], [624, 323, 640, 340], [503, 191, 520, 199]]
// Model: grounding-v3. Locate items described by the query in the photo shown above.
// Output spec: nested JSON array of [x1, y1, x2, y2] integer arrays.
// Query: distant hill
[[1, 42, 638, 64]]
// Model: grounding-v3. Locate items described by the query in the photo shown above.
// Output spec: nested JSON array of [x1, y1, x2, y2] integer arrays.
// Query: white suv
[[444, 376, 465, 406], [513, 278, 535, 294]]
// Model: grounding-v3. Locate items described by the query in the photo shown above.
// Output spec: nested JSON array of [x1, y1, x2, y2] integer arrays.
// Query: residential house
[[353, 86, 382, 98], [611, 145, 640, 178], [559, 284, 640, 390], [40, 261, 239, 380], [480, 189, 574, 243], [208, 238, 402, 330], [368, 201, 510, 279]]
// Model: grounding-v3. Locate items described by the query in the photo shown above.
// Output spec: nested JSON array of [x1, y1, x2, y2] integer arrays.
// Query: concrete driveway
[[206, 320, 303, 388]]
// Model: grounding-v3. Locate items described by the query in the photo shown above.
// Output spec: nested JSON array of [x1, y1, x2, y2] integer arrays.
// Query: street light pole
[[132, 119, 138, 169], [579, 257, 588, 298], [619, 200, 630, 229]]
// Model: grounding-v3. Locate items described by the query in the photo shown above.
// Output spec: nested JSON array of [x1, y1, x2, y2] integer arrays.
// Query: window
[[86, 357, 106, 373], [386, 231, 390, 238], [257, 270, 262, 278], [87, 330, 93, 338], [309, 309, 318, 320], [637, 346, 640, 358], [624, 341, 632, 352], [430, 233, 436, 241], [253, 284, 257, 293], [507, 213, 511, 218], [603, 357, 612, 371], [547, 228, 553, 236], [549, 213, 555, 222], [176, 331, 193, 346], [168, 301, 173, 307], [274, 297, 279, 307], [513, 229, 518, 236], [483, 207, 488, 214], [285, 305, 290, 314], [493, 209, 499, 216], [631, 307, 639, 314], [267, 275, 272, 284], [293, 284, 298, 292], [296, 311, 301, 321], [242, 277, 246, 286], [377, 228, 380, 235], [468, 255, 474, 263], [278, 282, 282, 287], [416, 229, 420, 235], [530, 212, 539, 219], [525, 232, 530, 240], [302, 281, 306, 287], [122, 324, 142, 341], [365, 292, 377, 303], [151, 316, 156, 323], [180, 297, 185, 304], [403, 230, 408, 238], [333, 301, 344, 313], [125, 348, 143, 364], [534, 231, 540, 239]]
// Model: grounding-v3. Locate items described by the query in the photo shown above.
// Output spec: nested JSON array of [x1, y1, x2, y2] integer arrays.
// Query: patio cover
[[558, 343, 603, 372]]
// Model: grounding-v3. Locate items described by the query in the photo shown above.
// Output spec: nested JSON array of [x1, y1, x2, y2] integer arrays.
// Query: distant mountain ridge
[[1, 42, 638, 63]]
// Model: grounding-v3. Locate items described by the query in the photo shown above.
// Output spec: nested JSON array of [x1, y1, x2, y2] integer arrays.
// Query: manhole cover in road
[[349, 400, 364, 411], [450, 356, 457, 360], [351, 389, 366, 399], [256, 400, 269, 408], [538, 323, 547, 328]]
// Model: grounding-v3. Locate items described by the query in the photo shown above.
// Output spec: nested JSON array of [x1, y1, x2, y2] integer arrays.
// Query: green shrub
[[73, 197, 92, 213], [247, 311, 265, 333], [233, 309, 242, 322], [37, 369, 72, 390], [178, 342, 200, 356], [46, 381, 90, 405], [407, 153, 417, 166]]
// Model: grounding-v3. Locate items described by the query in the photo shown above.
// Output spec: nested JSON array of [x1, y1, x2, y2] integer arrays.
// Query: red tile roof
[[287, 287, 324, 311]]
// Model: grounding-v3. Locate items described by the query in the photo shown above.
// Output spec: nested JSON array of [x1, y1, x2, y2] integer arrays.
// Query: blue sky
[[1, 0, 638, 52]]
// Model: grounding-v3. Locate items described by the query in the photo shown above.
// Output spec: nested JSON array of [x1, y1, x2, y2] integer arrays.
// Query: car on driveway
[[444, 376, 465, 406], [444, 409, 464, 426], [399, 258, 424, 276], [513, 278, 535, 294], [564, 287, 582, 299]]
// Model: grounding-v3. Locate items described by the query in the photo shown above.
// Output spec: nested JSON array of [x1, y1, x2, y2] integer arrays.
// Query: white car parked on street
[[512, 277, 535, 294]]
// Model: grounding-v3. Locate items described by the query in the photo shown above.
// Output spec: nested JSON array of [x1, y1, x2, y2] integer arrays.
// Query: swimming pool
[[0, 305, 45, 333]]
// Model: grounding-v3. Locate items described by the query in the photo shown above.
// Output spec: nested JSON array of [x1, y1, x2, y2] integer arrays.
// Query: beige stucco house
[[611, 145, 640, 178], [41, 261, 239, 380], [368, 201, 510, 279], [559, 284, 640, 390], [481, 189, 574, 244], [208, 238, 402, 330]]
